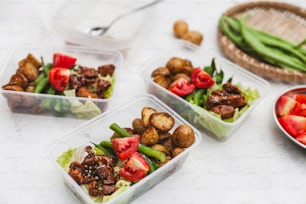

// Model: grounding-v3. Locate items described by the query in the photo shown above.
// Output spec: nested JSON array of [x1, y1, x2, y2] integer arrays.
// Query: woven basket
[[218, 1, 306, 83]]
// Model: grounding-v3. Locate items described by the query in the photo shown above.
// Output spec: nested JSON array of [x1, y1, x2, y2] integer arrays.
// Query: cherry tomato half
[[53, 53, 77, 69], [191, 67, 215, 89], [48, 67, 70, 92], [119, 152, 150, 182], [168, 78, 195, 97], [111, 135, 139, 161]]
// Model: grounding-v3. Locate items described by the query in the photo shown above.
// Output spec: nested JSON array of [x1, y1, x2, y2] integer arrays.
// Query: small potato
[[182, 31, 203, 46], [173, 20, 189, 38], [141, 107, 157, 127], [26, 54, 41, 69], [25, 83, 35, 93], [153, 75, 170, 89], [151, 67, 170, 78], [18, 58, 26, 68], [132, 118, 146, 134], [23, 61, 39, 81], [172, 124, 195, 148], [172, 73, 190, 82], [172, 147, 184, 157], [9, 73, 28, 88], [141, 126, 159, 146], [180, 65, 193, 76], [149, 112, 175, 132], [2, 84, 24, 92], [151, 144, 170, 156], [161, 137, 174, 153], [158, 132, 172, 141], [166, 57, 187, 75]]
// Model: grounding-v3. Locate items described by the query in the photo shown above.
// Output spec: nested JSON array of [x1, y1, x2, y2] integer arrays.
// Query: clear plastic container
[[48, 94, 201, 204], [52, 0, 156, 51], [142, 41, 270, 140], [0, 44, 123, 119]]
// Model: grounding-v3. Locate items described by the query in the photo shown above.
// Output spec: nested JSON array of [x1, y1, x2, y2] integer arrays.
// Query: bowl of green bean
[[218, 1, 306, 83]]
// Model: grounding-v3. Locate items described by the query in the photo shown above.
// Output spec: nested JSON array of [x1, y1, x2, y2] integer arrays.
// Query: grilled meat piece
[[210, 105, 235, 119]]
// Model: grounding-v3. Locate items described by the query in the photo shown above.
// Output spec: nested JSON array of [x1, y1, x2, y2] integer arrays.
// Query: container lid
[[52, 0, 156, 51]]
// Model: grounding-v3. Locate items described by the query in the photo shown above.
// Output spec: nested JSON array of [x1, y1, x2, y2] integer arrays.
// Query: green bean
[[250, 30, 306, 63], [220, 16, 244, 46], [194, 89, 205, 106], [34, 77, 48, 93], [240, 19, 306, 72], [221, 15, 305, 67], [34, 72, 45, 86], [109, 123, 131, 137], [138, 144, 166, 162], [47, 86, 56, 95], [99, 141, 113, 149], [43, 63, 52, 76], [91, 142, 116, 158]]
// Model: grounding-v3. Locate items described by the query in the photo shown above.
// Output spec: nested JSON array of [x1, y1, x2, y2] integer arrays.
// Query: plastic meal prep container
[[142, 41, 270, 140], [48, 94, 201, 204], [0, 44, 123, 119], [52, 0, 154, 51]]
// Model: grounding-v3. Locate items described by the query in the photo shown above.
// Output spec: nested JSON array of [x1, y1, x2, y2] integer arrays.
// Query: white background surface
[[0, 0, 305, 204]]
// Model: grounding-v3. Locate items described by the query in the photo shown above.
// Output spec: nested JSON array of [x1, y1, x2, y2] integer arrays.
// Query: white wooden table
[[0, 0, 305, 203]]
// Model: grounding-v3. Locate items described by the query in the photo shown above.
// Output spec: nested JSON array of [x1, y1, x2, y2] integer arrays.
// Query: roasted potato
[[173, 20, 189, 38], [151, 144, 170, 156], [25, 83, 35, 93], [26, 53, 41, 69], [141, 126, 159, 146], [23, 61, 39, 81], [153, 75, 170, 89], [9, 73, 28, 88], [141, 107, 157, 127], [2, 84, 24, 92], [151, 67, 170, 78], [166, 57, 186, 75], [149, 112, 175, 132], [172, 147, 184, 157], [158, 132, 172, 141], [172, 124, 195, 148], [166, 57, 193, 75], [132, 118, 146, 134], [160, 137, 173, 153], [172, 73, 190, 82], [182, 30, 203, 46]]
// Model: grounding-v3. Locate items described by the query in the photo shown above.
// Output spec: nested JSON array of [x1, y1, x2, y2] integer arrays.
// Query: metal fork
[[89, 0, 162, 36]]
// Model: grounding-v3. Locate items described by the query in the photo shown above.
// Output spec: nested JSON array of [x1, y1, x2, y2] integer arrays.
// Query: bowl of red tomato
[[273, 86, 306, 149], [0, 44, 123, 119], [142, 41, 270, 140]]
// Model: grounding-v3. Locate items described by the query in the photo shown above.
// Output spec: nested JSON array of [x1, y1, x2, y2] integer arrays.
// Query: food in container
[[0, 45, 123, 119], [48, 94, 201, 204], [142, 41, 270, 140]]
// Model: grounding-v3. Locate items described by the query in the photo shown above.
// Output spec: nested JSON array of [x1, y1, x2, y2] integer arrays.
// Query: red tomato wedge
[[278, 115, 306, 138], [275, 95, 298, 117], [112, 136, 139, 160], [48, 67, 70, 92], [168, 78, 195, 97], [296, 132, 306, 145], [191, 67, 214, 89], [119, 152, 150, 182], [294, 94, 306, 105], [53, 53, 77, 69]]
